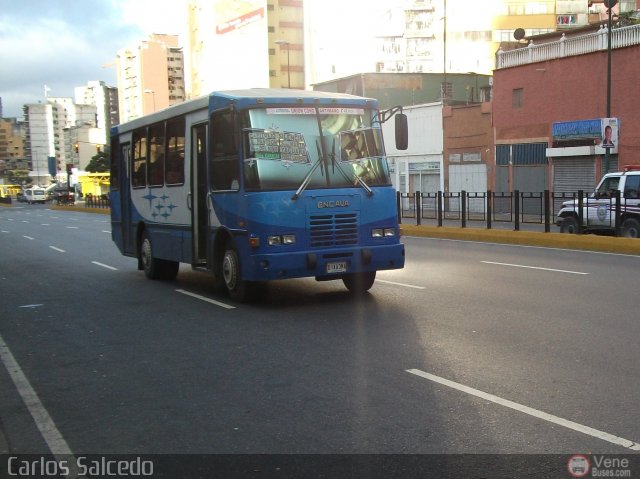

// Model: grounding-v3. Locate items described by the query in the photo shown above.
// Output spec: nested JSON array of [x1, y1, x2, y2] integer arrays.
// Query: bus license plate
[[326, 261, 347, 274]]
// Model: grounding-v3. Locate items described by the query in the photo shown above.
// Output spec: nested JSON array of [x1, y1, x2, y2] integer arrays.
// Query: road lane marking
[[481, 261, 589, 275], [376, 279, 425, 290], [49, 246, 65, 253], [19, 304, 43, 308], [23, 235, 34, 240], [0, 333, 74, 456], [176, 289, 236, 309], [91, 261, 118, 271], [102, 230, 110, 233], [406, 369, 640, 451], [41, 223, 50, 226], [1, 230, 8, 233], [66, 226, 79, 229]]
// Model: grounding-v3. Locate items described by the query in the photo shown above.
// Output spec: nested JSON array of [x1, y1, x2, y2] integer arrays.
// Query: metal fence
[[84, 193, 111, 209], [396, 190, 626, 236]]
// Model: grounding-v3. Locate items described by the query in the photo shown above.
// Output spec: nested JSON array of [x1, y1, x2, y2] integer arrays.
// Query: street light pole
[[604, 0, 617, 173], [275, 40, 291, 88]]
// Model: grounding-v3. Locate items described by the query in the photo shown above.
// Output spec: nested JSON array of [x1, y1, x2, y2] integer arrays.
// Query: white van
[[24, 187, 47, 204]]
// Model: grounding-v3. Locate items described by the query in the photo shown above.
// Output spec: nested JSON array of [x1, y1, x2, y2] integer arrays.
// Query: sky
[[0, 0, 189, 119], [0, 0, 383, 120]]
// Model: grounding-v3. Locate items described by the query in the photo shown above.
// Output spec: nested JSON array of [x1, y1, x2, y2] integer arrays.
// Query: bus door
[[120, 142, 136, 255], [191, 123, 208, 265]]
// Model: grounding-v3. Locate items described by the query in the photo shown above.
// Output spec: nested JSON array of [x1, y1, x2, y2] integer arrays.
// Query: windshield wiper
[[291, 141, 325, 201]]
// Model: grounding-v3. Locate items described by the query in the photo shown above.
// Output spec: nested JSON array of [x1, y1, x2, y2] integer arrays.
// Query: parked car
[[556, 167, 640, 238]]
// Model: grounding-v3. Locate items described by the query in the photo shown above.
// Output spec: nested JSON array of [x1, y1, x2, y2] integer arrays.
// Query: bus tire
[[141, 231, 177, 280], [222, 245, 255, 302], [343, 271, 376, 294], [621, 218, 640, 238], [560, 216, 579, 234]]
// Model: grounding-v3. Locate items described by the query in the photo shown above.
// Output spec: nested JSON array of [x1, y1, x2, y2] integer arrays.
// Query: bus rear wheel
[[343, 271, 376, 294], [141, 231, 179, 280]]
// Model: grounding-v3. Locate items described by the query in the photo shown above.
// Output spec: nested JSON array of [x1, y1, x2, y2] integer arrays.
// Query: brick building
[[493, 23, 640, 195]]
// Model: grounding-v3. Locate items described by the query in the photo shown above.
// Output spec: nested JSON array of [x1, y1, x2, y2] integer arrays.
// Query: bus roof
[[112, 88, 378, 135]]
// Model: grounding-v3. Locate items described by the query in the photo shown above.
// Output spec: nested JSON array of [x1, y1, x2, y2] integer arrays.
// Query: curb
[[400, 224, 640, 256]]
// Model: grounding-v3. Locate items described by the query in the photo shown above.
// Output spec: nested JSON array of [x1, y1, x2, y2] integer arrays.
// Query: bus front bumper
[[244, 243, 405, 281]]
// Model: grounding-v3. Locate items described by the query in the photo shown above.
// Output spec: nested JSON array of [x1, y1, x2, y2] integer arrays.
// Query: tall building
[[23, 103, 57, 185], [0, 118, 26, 172], [24, 98, 104, 182], [75, 80, 119, 144], [186, 0, 305, 98], [116, 34, 186, 123]]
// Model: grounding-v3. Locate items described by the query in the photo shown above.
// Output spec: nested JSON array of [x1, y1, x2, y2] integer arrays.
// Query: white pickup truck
[[556, 167, 640, 238]]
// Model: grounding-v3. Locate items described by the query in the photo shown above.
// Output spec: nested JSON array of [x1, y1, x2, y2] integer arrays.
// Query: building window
[[268, 26, 275, 33], [441, 82, 452, 99], [512, 88, 523, 108], [268, 48, 275, 55]]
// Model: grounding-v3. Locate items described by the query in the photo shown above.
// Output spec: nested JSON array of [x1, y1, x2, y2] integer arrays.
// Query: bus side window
[[148, 122, 165, 187], [210, 110, 239, 191], [132, 129, 147, 188], [166, 117, 185, 185]]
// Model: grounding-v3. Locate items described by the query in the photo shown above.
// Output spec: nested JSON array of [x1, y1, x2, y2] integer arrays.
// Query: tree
[[85, 149, 110, 173]]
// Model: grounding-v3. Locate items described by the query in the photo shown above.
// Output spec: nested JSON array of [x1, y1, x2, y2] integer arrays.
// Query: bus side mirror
[[395, 113, 408, 151]]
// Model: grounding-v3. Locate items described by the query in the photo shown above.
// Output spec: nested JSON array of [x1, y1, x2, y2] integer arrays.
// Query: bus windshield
[[242, 107, 391, 191]]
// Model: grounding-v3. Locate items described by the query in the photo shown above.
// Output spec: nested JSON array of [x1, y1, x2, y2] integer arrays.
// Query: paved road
[[1, 205, 638, 476]]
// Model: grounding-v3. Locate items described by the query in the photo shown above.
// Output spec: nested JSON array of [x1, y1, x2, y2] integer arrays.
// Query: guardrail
[[496, 24, 640, 69], [397, 190, 629, 236]]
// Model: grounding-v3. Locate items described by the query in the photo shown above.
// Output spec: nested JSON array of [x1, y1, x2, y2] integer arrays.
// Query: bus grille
[[309, 213, 358, 248]]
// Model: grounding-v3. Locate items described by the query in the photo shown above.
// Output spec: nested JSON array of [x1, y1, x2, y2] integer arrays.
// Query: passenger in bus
[[166, 153, 184, 184]]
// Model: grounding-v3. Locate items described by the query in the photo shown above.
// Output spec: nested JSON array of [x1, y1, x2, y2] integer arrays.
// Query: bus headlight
[[268, 235, 296, 246], [372, 228, 395, 238], [268, 235, 282, 246]]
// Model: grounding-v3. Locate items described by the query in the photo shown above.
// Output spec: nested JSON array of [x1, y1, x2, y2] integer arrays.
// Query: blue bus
[[110, 89, 407, 301]]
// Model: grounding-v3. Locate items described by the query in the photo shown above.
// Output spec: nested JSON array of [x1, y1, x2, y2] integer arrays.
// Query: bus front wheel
[[221, 245, 260, 302], [141, 231, 179, 280], [343, 271, 376, 294]]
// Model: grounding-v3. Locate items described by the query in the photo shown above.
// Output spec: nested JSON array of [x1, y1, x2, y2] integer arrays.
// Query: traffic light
[[74, 143, 79, 154]]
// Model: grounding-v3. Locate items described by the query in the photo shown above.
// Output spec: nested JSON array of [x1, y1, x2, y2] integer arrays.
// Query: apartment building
[[116, 34, 186, 123], [186, 0, 305, 97], [75, 80, 119, 144], [0, 118, 26, 173]]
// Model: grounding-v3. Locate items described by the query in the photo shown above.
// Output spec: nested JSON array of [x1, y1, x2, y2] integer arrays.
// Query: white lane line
[[23, 235, 34, 240], [406, 369, 640, 451], [102, 230, 110, 234], [0, 333, 74, 456], [66, 226, 79, 229], [1, 230, 8, 233], [19, 304, 43, 308], [175, 289, 236, 310], [49, 246, 65, 253], [91, 261, 118, 271], [481, 260, 589, 275], [376, 279, 425, 290]]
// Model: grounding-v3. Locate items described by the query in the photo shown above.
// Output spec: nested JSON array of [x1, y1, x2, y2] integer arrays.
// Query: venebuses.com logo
[[568, 454, 632, 478]]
